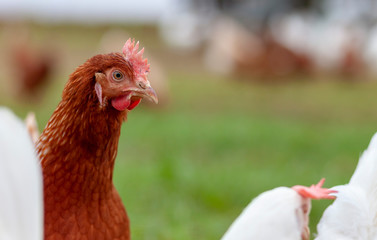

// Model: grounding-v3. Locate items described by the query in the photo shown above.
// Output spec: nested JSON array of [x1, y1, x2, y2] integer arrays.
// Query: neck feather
[[37, 76, 126, 196]]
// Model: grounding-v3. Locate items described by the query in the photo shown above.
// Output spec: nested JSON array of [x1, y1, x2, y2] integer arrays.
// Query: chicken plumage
[[221, 179, 335, 240], [36, 39, 157, 240], [0, 107, 43, 240], [315, 133, 377, 240]]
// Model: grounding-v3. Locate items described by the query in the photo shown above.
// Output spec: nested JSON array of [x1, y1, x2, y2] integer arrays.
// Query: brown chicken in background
[[36, 39, 158, 240], [11, 42, 54, 97]]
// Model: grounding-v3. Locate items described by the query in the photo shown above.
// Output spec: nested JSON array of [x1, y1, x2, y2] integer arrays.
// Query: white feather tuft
[[316, 132, 377, 240]]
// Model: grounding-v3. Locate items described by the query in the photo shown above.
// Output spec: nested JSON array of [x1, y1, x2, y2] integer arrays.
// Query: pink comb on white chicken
[[292, 178, 337, 200], [221, 179, 336, 240]]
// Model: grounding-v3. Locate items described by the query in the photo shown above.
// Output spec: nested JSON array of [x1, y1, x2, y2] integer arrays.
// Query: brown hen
[[36, 39, 158, 240]]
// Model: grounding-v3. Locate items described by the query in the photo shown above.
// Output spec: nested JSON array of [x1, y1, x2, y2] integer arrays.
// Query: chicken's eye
[[112, 70, 124, 81]]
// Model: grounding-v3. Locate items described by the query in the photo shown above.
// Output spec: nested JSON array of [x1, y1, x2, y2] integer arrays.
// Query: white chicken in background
[[0, 107, 43, 240], [270, 12, 366, 74], [203, 16, 263, 76], [315, 133, 377, 240], [221, 179, 335, 240]]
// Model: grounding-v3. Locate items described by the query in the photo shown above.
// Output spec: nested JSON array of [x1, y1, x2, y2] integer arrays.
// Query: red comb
[[292, 178, 337, 200], [122, 38, 150, 80]]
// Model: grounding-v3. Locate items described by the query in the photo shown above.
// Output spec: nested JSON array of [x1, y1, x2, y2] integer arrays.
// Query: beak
[[130, 79, 158, 104], [142, 86, 158, 104]]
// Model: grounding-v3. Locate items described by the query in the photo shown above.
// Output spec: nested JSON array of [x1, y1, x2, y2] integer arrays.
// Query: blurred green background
[[2, 1, 377, 239]]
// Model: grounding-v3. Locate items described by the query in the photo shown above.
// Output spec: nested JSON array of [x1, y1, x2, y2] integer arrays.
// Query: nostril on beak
[[138, 82, 146, 89]]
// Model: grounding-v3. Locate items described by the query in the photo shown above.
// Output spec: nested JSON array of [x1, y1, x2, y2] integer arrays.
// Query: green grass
[[2, 24, 377, 239]]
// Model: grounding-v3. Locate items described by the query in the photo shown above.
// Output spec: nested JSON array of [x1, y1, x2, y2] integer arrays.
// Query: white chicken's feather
[[0, 107, 43, 240], [221, 187, 305, 240], [316, 132, 377, 240]]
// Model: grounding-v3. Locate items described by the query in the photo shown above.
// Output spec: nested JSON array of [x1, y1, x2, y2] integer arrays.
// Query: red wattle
[[111, 95, 131, 111], [127, 99, 141, 110]]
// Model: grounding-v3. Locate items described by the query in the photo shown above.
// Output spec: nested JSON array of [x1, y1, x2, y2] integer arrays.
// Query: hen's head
[[64, 38, 158, 115]]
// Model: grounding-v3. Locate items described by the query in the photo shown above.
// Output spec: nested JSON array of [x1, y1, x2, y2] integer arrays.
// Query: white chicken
[[0, 107, 43, 240], [315, 133, 377, 240], [221, 179, 335, 240]]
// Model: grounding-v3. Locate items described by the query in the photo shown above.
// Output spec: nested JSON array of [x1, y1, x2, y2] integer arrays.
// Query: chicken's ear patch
[[94, 73, 105, 107], [95, 82, 103, 106]]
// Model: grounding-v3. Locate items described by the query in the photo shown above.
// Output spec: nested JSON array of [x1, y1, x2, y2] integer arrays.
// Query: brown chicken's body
[[37, 40, 158, 240], [39, 100, 129, 239]]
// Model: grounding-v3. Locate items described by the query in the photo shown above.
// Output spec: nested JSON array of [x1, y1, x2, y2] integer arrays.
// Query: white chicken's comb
[[292, 178, 337, 200], [122, 38, 150, 80]]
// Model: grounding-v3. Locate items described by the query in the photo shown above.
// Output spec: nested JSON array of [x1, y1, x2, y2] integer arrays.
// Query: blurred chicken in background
[[3, 26, 56, 100], [204, 17, 314, 78], [11, 40, 55, 98], [159, 0, 377, 80]]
